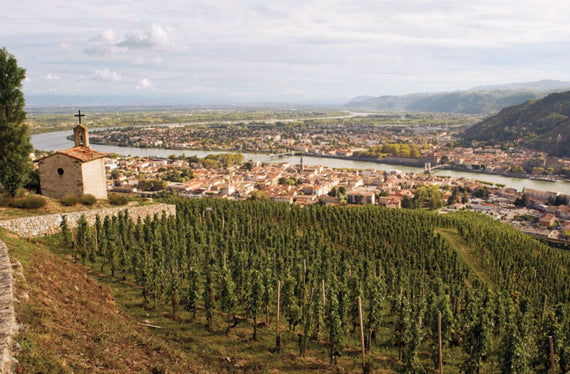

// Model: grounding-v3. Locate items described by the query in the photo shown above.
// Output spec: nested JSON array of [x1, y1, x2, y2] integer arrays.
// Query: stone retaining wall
[[0, 240, 15, 373], [0, 203, 176, 238]]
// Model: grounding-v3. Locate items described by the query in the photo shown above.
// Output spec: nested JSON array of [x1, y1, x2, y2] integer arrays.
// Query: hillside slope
[[463, 91, 570, 157], [345, 80, 570, 114], [6, 234, 211, 373], [345, 90, 540, 114]]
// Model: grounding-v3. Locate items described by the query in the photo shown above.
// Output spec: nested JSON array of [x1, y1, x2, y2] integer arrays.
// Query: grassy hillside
[[463, 91, 570, 157], [6, 198, 570, 373]]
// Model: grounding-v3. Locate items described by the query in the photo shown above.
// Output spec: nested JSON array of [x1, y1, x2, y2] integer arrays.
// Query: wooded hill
[[345, 80, 570, 115], [463, 91, 570, 157], [345, 90, 539, 115]]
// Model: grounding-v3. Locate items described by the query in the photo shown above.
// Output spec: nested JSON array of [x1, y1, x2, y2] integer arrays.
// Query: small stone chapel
[[37, 111, 108, 200]]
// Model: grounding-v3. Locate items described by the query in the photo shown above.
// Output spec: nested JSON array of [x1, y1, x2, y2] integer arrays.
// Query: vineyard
[[56, 198, 570, 373]]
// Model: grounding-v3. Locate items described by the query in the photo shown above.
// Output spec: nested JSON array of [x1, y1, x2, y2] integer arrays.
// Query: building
[[347, 190, 376, 205], [37, 113, 108, 199]]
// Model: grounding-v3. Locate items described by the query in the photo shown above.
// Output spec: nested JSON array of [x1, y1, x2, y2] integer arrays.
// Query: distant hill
[[345, 80, 570, 114], [463, 91, 570, 157], [469, 79, 570, 92]]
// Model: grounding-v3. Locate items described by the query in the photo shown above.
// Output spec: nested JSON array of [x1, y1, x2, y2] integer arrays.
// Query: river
[[31, 130, 570, 195]]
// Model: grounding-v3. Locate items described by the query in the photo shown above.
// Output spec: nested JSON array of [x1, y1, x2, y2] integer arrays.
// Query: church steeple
[[73, 110, 89, 148]]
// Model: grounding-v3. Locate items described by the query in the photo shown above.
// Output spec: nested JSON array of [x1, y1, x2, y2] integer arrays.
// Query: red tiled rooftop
[[57, 146, 107, 162]]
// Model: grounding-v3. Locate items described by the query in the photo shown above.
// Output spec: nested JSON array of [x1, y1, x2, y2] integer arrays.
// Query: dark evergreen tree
[[0, 48, 33, 197]]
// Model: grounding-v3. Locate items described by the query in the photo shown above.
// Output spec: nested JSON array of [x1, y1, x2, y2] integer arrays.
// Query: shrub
[[11, 195, 47, 209], [109, 193, 128, 206], [0, 194, 8, 207], [60, 194, 80, 206], [80, 194, 97, 206]]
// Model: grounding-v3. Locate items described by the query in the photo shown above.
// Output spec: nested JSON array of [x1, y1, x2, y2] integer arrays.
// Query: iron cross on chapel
[[75, 110, 85, 124]]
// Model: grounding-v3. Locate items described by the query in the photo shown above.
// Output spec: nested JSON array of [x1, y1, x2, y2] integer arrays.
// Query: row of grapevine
[[60, 198, 570, 372]]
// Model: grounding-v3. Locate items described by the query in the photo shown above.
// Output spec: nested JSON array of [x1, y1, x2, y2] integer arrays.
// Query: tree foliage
[[0, 47, 33, 196]]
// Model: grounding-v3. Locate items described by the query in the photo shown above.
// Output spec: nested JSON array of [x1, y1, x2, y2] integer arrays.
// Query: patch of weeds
[[60, 194, 80, 206]]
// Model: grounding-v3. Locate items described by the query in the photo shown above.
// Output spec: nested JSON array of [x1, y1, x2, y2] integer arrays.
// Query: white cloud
[[93, 69, 121, 82], [136, 78, 153, 90], [7, 0, 570, 103], [133, 55, 164, 65], [59, 43, 71, 52], [84, 29, 118, 56], [116, 23, 171, 50]]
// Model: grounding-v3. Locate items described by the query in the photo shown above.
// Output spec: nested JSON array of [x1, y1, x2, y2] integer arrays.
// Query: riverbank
[[88, 138, 570, 184], [299, 153, 570, 184], [32, 130, 570, 194]]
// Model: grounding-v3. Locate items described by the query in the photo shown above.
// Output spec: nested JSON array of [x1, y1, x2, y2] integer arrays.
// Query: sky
[[3, 0, 570, 106]]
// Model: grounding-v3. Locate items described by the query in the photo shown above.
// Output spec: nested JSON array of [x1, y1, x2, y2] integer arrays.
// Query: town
[[104, 153, 570, 243], [89, 118, 570, 179]]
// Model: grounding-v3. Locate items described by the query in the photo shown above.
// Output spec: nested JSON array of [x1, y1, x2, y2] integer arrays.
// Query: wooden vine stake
[[276, 280, 281, 351], [438, 310, 443, 374], [358, 296, 366, 372], [549, 335, 555, 374]]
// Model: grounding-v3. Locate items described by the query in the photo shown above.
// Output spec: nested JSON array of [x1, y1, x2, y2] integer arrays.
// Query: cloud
[[133, 55, 164, 65], [10, 0, 570, 103], [59, 43, 72, 52], [79, 69, 121, 82], [115, 23, 171, 50], [136, 78, 153, 90], [93, 69, 121, 82], [84, 29, 117, 56]]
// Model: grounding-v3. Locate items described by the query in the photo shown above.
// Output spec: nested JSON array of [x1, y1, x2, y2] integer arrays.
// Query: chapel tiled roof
[[56, 146, 107, 162]]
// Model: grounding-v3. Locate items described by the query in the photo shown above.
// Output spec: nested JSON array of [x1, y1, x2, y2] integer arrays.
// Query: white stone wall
[[0, 204, 176, 238]]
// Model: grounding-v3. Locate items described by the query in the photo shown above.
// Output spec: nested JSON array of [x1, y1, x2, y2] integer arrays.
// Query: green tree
[[60, 215, 71, 248], [327, 289, 344, 365], [499, 306, 532, 374], [183, 265, 201, 321], [247, 269, 265, 340], [0, 48, 33, 197], [461, 300, 491, 374], [247, 190, 269, 201], [75, 215, 90, 265], [203, 262, 216, 332], [365, 277, 384, 349], [282, 275, 302, 332], [166, 260, 182, 318], [514, 194, 531, 208], [220, 266, 237, 332]]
